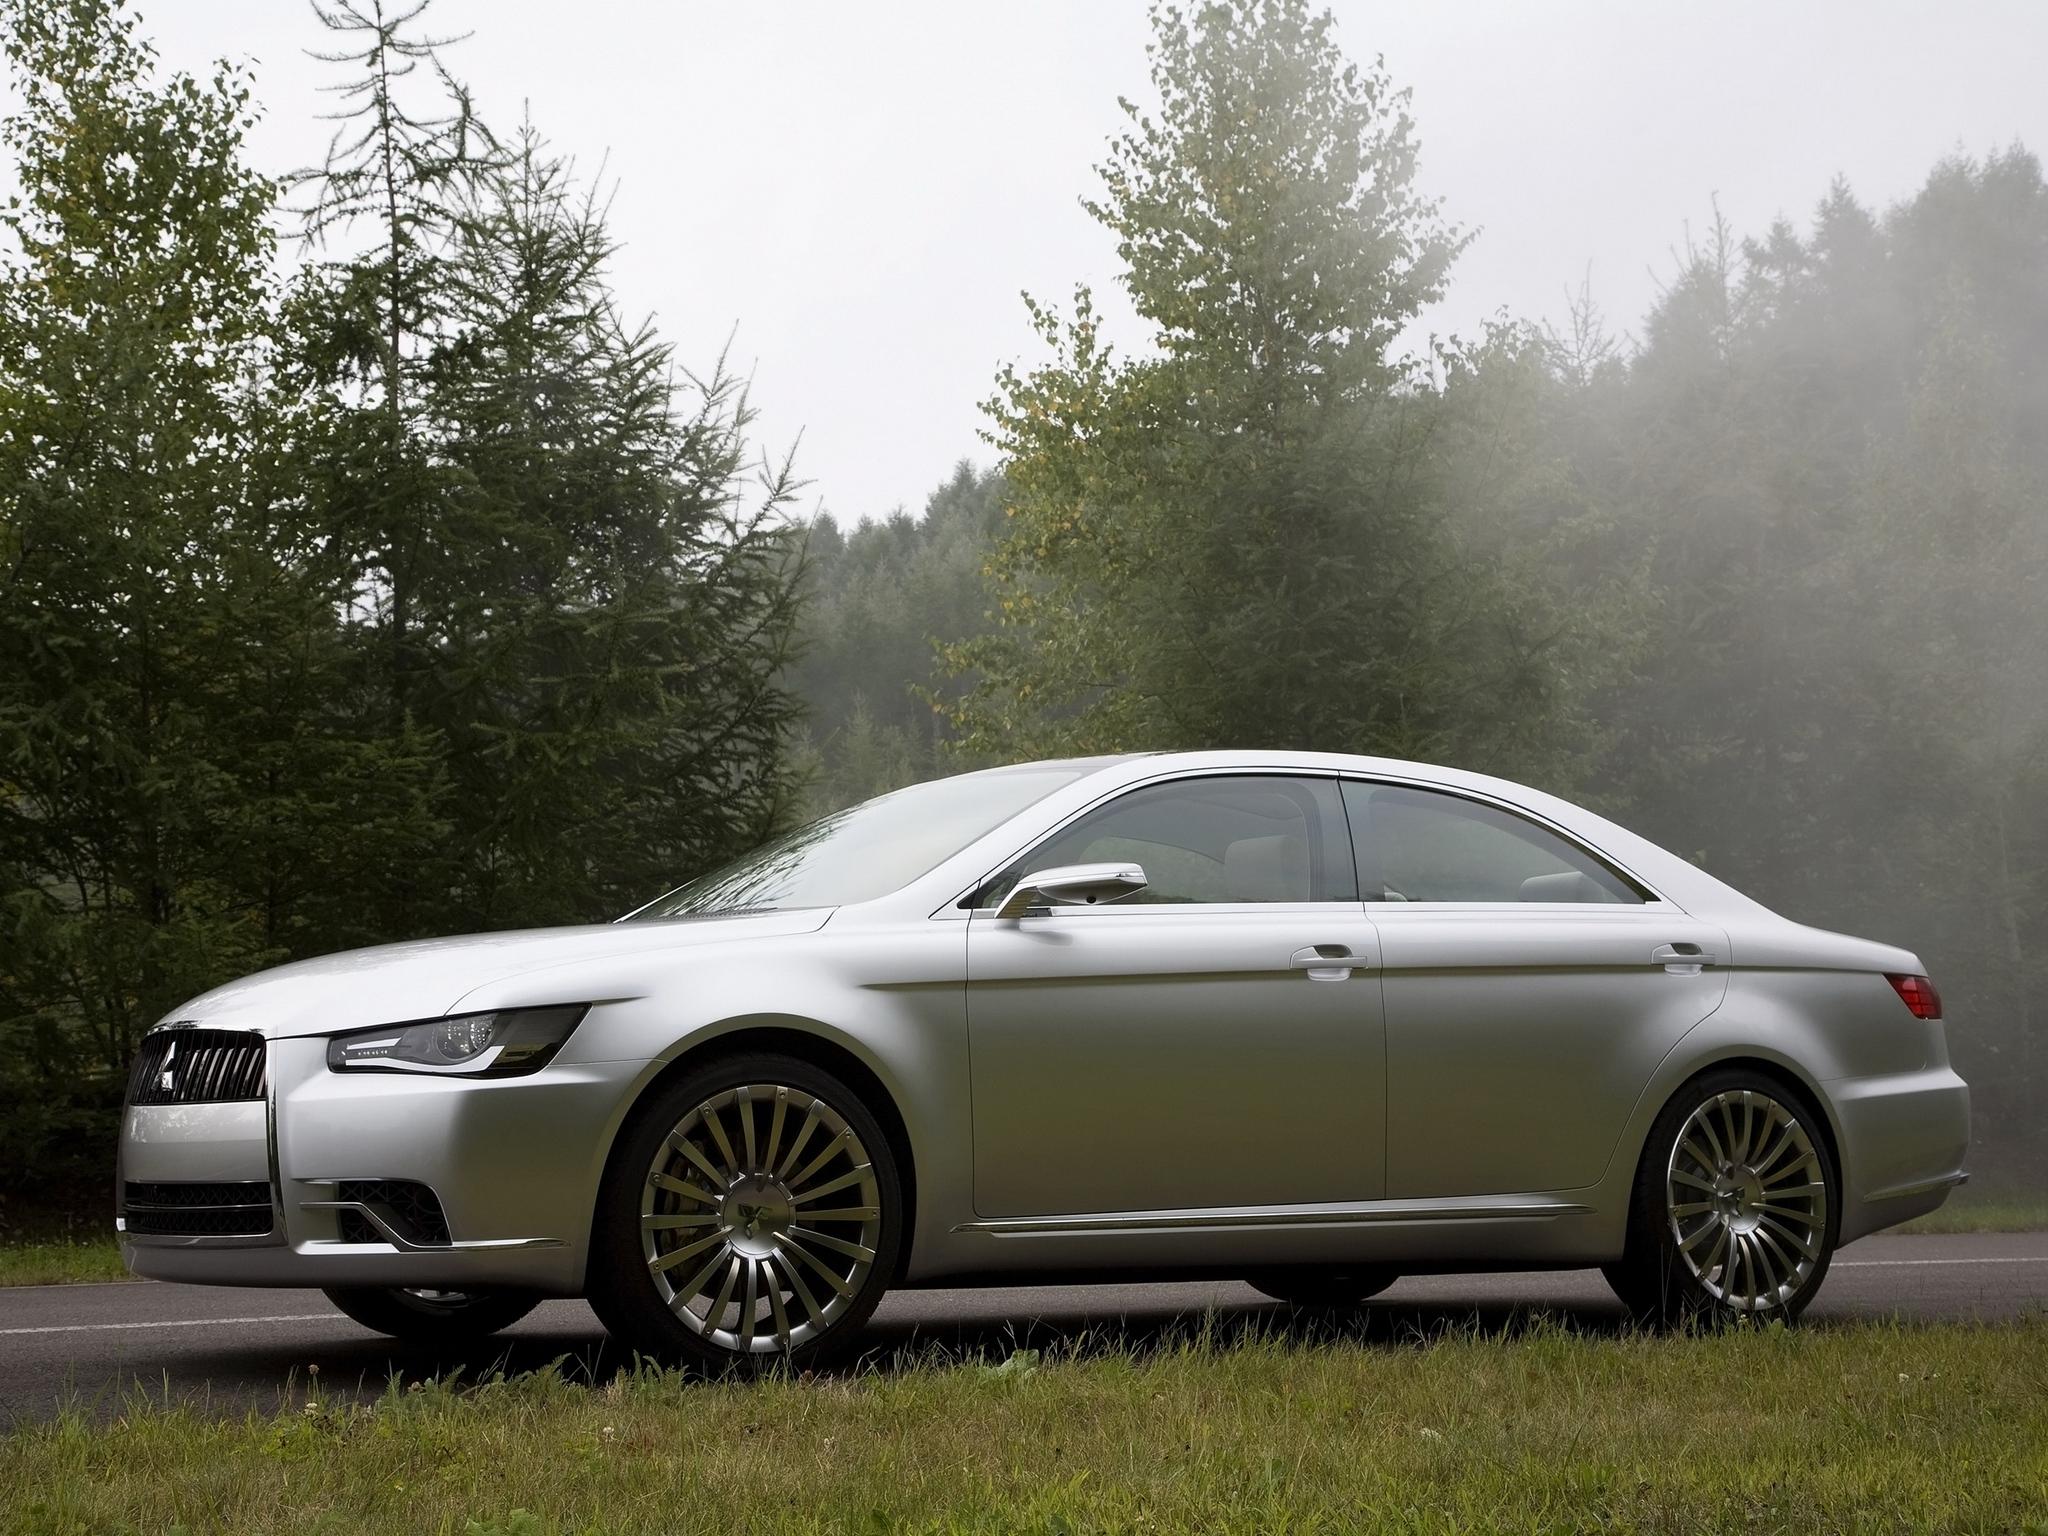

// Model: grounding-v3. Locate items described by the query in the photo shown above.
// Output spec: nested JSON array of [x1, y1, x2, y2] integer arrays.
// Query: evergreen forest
[[3, 0, 2045, 1224]]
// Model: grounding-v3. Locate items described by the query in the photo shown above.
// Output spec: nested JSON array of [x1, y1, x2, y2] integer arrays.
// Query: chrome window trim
[[942, 764, 1678, 914]]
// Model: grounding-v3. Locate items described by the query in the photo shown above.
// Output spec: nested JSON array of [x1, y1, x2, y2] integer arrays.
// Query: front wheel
[[586, 1054, 904, 1371], [323, 1286, 541, 1342], [1604, 1070, 1839, 1328]]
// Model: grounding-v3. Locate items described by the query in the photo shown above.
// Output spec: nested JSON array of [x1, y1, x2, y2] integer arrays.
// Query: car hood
[[160, 909, 836, 1040]]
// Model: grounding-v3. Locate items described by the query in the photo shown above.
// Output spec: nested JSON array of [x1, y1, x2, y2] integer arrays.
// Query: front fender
[[453, 913, 972, 1288]]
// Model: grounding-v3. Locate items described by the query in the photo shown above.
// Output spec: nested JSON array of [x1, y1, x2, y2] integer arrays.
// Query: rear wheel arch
[[1611, 1040, 1845, 1206], [1610, 1057, 1844, 1325], [1662, 1053, 1845, 1187]]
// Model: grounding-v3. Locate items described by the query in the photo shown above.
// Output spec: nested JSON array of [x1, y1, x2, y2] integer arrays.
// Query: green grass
[[0, 1234, 131, 1287], [6, 1321, 2048, 1533]]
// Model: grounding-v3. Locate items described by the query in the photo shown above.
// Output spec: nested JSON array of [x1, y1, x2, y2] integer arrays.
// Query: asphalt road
[[5, 1231, 2045, 1424]]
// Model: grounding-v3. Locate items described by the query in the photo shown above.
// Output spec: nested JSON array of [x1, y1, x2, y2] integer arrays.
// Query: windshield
[[626, 766, 1087, 918]]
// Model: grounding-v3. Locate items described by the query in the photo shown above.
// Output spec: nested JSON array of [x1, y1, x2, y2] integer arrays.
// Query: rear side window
[[981, 776, 1357, 905], [1341, 781, 1647, 904]]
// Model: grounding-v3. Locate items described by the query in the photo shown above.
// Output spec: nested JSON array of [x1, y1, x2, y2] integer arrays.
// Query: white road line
[[0, 1313, 339, 1338], [1834, 1256, 2048, 1268]]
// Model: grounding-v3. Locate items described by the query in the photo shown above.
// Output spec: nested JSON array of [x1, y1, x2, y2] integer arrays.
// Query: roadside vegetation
[[0, 1236, 128, 1288], [5, 1321, 2046, 1533]]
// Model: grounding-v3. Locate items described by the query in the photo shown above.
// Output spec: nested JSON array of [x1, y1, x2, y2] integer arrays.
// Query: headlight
[[325, 1006, 589, 1077]]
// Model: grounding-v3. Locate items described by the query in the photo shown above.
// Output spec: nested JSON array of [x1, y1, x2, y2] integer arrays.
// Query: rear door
[[1344, 781, 1728, 1199]]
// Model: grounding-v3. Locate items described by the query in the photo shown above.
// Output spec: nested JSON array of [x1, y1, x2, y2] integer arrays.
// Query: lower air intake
[[123, 1181, 274, 1237], [334, 1180, 452, 1246]]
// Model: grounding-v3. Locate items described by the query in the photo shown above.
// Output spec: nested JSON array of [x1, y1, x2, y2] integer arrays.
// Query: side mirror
[[994, 862, 1148, 919]]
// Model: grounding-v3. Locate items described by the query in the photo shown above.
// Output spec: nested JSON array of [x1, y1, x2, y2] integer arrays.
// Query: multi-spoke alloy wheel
[[641, 1083, 882, 1354], [590, 1055, 902, 1368], [1605, 1070, 1839, 1328], [1665, 1089, 1828, 1312]]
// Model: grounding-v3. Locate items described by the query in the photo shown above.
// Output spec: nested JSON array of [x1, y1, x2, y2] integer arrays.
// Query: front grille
[[123, 1180, 273, 1237], [334, 1179, 451, 1246], [127, 1028, 266, 1106]]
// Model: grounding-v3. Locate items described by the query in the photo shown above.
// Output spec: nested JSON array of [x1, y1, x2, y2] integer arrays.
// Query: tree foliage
[[940, 0, 1581, 773], [295, 105, 808, 930], [0, 0, 808, 1217], [793, 463, 1007, 810], [1565, 158, 2048, 1143]]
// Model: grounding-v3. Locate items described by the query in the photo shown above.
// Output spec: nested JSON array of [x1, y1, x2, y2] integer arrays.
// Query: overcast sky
[[128, 1, 2048, 524]]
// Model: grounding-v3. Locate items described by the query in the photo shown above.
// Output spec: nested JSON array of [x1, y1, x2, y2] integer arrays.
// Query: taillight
[[1886, 974, 1942, 1020]]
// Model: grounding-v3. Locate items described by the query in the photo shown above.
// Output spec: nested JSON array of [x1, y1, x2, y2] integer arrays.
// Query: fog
[[129, 1, 2048, 521]]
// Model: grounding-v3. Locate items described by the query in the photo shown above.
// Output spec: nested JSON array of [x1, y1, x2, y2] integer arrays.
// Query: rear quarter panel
[[1595, 917, 1969, 1251]]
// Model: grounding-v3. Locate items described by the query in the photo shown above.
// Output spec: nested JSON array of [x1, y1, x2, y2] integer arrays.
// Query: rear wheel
[[1245, 1265, 1398, 1308], [1605, 1069, 1838, 1328], [323, 1286, 540, 1342], [587, 1053, 904, 1371]]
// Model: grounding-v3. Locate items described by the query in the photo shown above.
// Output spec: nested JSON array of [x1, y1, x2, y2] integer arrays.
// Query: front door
[[967, 775, 1384, 1219], [1342, 780, 1729, 1199]]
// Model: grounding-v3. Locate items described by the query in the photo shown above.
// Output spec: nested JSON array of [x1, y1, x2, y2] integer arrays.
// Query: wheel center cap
[[720, 1175, 794, 1258], [1713, 1167, 1767, 1234]]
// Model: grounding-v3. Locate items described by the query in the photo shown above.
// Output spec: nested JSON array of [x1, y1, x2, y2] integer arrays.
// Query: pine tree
[[293, 3, 808, 930], [0, 0, 438, 1210], [417, 125, 807, 924], [1571, 154, 2048, 1146]]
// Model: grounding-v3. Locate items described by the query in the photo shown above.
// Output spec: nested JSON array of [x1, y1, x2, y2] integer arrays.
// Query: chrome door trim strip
[[953, 1197, 1595, 1237]]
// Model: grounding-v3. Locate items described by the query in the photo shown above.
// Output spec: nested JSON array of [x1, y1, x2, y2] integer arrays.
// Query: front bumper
[[120, 1035, 647, 1293]]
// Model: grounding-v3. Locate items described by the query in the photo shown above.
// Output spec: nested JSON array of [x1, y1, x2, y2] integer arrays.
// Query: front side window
[[1341, 781, 1647, 904], [981, 776, 1356, 906]]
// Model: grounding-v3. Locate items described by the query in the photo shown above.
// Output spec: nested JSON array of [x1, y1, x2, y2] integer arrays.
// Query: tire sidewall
[[587, 1052, 905, 1370], [1617, 1067, 1841, 1327]]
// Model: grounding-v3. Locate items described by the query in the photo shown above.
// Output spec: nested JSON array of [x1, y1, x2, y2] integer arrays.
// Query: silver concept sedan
[[118, 751, 1970, 1365]]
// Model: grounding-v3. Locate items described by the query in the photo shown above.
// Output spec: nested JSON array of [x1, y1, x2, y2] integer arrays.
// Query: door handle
[[1652, 942, 1716, 975], [1290, 945, 1359, 980]]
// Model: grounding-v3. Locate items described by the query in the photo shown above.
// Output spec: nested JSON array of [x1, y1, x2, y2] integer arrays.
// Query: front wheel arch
[[588, 1022, 918, 1290]]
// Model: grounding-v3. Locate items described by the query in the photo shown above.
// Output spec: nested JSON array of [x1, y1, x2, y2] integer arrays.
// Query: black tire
[[323, 1285, 541, 1342], [586, 1052, 905, 1372], [1604, 1067, 1839, 1329], [1245, 1264, 1398, 1308]]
